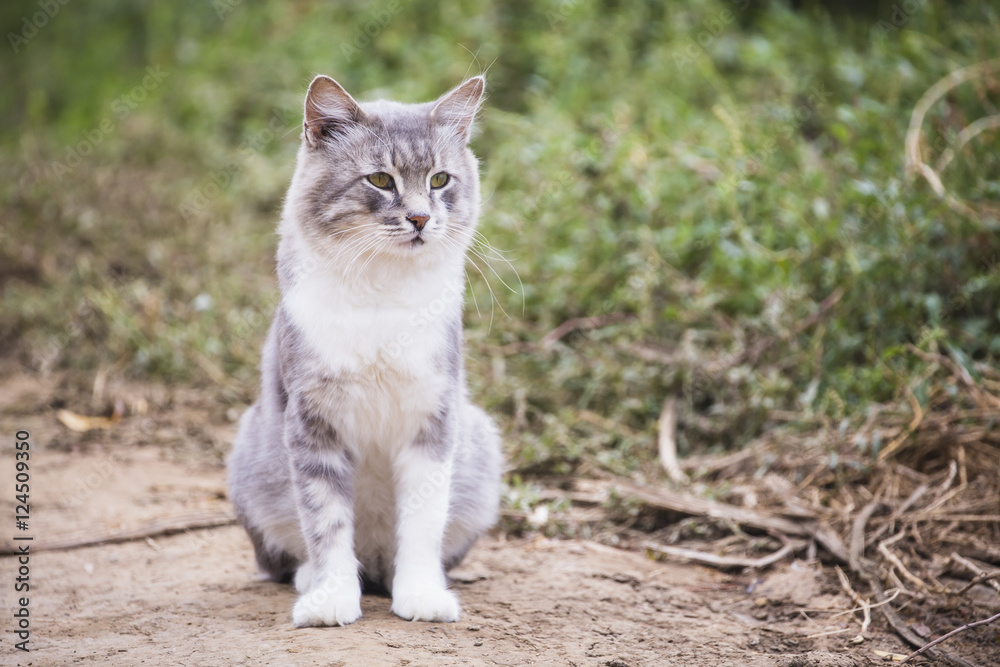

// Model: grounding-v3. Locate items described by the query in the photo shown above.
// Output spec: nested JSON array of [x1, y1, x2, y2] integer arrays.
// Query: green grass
[[2, 0, 999, 476]]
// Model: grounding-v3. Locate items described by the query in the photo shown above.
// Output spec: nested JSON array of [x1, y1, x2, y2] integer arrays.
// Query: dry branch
[[878, 385, 924, 461], [878, 531, 936, 593], [539, 312, 634, 349], [836, 565, 872, 643], [950, 552, 1000, 596], [657, 397, 686, 483], [0, 507, 237, 555], [595, 477, 850, 563], [643, 537, 796, 570], [935, 115, 1000, 172], [900, 610, 1000, 664], [904, 57, 1000, 219], [498, 312, 634, 355]]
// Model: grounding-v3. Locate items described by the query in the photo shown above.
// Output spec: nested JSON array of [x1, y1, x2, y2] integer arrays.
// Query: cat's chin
[[381, 238, 466, 266], [386, 234, 436, 256]]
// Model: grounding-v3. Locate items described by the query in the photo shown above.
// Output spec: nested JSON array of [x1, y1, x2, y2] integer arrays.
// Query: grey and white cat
[[227, 75, 502, 627]]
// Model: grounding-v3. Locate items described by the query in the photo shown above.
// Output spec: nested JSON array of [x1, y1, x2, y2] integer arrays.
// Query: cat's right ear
[[303, 75, 364, 148], [432, 76, 485, 144]]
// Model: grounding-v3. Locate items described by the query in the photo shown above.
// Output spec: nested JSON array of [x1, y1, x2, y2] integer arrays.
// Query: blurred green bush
[[1, 0, 998, 474]]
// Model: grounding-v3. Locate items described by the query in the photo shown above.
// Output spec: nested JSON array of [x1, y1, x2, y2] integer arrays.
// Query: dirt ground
[[0, 373, 931, 666]]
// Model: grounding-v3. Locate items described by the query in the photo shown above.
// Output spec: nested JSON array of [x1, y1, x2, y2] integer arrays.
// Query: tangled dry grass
[[516, 343, 1000, 665]]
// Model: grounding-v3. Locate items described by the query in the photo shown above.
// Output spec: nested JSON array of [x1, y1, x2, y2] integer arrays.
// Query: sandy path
[[0, 378, 881, 666]]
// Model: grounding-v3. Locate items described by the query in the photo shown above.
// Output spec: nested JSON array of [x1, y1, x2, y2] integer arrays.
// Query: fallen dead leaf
[[872, 649, 908, 661], [56, 401, 123, 432]]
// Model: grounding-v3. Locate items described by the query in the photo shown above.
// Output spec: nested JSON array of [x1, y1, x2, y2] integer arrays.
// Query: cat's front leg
[[391, 413, 460, 622], [285, 400, 362, 627]]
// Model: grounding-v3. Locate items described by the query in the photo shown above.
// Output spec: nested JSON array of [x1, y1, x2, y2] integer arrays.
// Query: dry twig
[[497, 312, 634, 355], [643, 536, 796, 570], [657, 397, 686, 484], [878, 385, 924, 461], [878, 530, 937, 593], [904, 57, 1000, 219], [539, 312, 634, 349], [900, 610, 1000, 664], [0, 507, 237, 555], [836, 565, 872, 643], [950, 552, 1000, 596], [593, 477, 850, 562]]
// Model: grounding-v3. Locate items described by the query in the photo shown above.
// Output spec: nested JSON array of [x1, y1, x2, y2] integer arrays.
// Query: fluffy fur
[[227, 75, 502, 627]]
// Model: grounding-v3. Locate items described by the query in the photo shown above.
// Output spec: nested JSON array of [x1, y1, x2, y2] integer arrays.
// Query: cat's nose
[[406, 214, 430, 231]]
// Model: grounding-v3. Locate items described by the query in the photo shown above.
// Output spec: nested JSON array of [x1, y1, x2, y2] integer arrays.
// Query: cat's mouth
[[386, 229, 431, 251], [402, 232, 426, 248]]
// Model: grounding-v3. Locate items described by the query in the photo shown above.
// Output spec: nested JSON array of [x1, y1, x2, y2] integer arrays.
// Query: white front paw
[[391, 586, 461, 622], [292, 577, 362, 627]]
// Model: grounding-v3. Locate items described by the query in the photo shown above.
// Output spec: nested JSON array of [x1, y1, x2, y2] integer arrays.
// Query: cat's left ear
[[432, 76, 485, 144], [303, 75, 364, 148]]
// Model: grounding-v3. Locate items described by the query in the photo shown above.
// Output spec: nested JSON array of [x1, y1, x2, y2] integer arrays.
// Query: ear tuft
[[303, 75, 363, 147], [431, 76, 485, 144]]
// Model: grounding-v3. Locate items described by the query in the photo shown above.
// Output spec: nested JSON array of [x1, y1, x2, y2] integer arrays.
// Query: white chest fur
[[282, 257, 464, 451]]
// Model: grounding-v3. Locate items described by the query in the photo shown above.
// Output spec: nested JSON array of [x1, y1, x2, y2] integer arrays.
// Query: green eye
[[430, 172, 449, 188], [367, 172, 393, 189]]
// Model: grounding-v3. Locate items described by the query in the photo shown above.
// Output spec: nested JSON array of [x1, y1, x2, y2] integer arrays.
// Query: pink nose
[[407, 214, 429, 231]]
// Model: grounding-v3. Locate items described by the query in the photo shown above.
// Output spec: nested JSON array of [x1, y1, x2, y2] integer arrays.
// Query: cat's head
[[286, 75, 485, 267]]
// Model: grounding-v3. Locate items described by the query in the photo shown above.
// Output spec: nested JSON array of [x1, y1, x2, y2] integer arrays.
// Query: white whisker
[[464, 269, 481, 318], [449, 226, 524, 312]]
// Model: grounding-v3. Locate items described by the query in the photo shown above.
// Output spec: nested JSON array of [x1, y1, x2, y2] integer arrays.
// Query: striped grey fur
[[227, 75, 502, 627]]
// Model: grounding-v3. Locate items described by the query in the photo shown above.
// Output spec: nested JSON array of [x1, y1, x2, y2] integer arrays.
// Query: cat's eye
[[367, 172, 394, 189], [430, 172, 449, 188]]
